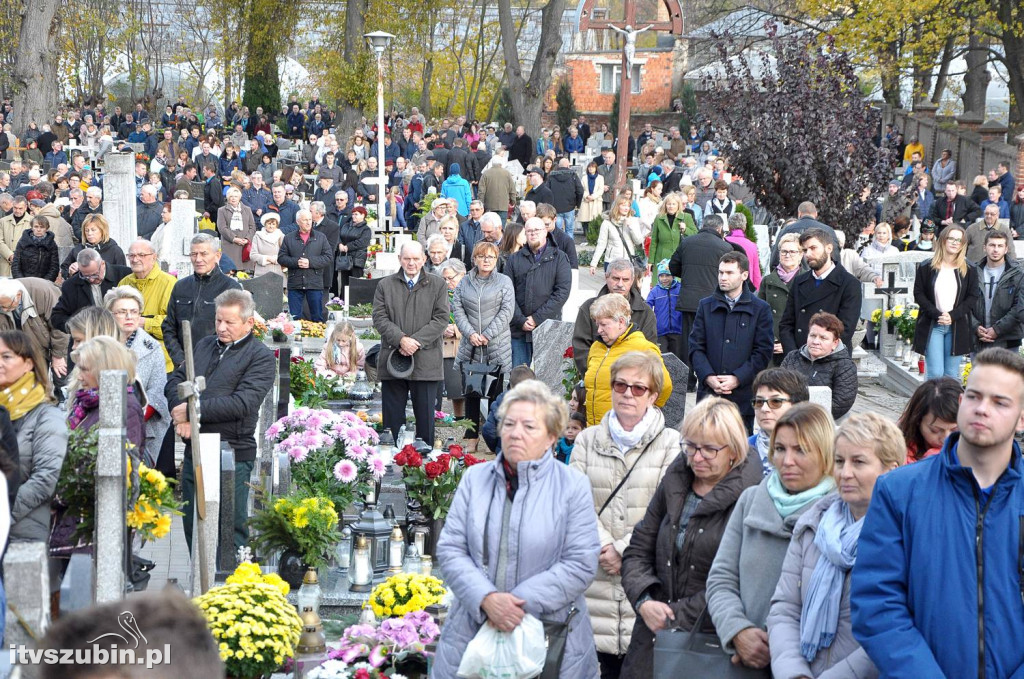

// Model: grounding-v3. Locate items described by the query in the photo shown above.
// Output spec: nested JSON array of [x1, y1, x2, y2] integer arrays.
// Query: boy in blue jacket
[[645, 259, 684, 358], [851, 346, 1024, 679]]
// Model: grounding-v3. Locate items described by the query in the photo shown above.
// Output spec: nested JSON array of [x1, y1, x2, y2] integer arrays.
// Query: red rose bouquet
[[393, 444, 486, 519]]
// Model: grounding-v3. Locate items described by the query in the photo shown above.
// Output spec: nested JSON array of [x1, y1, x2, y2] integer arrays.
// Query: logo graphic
[[86, 611, 148, 648]]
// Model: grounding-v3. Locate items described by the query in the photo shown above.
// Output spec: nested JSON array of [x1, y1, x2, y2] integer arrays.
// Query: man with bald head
[[373, 240, 450, 444]]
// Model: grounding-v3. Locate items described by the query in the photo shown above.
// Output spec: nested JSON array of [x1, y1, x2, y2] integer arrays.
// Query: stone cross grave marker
[[874, 252, 930, 354], [4, 543, 50, 650], [95, 369, 128, 603], [165, 199, 197, 276], [875, 267, 908, 357], [241, 272, 285, 320]]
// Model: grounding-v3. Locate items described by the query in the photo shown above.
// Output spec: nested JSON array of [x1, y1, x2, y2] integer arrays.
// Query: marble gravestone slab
[[532, 319, 577, 396], [660, 353, 689, 429], [241, 272, 285, 320]]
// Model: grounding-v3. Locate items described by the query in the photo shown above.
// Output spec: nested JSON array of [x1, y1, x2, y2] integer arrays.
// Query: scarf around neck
[[68, 388, 100, 430], [608, 407, 657, 454], [766, 472, 835, 518], [800, 499, 863, 662], [0, 371, 47, 421], [776, 263, 799, 285]]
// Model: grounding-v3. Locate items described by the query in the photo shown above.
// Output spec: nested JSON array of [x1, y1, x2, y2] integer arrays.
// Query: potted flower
[[324, 609, 441, 678], [368, 573, 447, 618], [194, 560, 302, 679], [265, 408, 385, 514], [308, 661, 390, 679], [249, 494, 340, 587], [268, 313, 297, 343]]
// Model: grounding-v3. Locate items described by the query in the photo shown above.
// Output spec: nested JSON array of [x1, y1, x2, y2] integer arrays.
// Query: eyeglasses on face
[[113, 309, 141, 318], [752, 396, 792, 410], [127, 252, 155, 260], [780, 249, 801, 256], [476, 255, 497, 261], [611, 380, 650, 397], [682, 442, 727, 459]]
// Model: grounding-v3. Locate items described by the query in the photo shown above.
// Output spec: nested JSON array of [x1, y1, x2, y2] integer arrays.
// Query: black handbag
[[616, 223, 647, 272], [461, 346, 501, 400], [653, 608, 771, 679], [538, 606, 578, 679], [335, 253, 354, 271]]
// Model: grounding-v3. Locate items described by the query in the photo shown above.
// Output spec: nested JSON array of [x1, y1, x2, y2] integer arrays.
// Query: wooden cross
[[579, 0, 684, 191]]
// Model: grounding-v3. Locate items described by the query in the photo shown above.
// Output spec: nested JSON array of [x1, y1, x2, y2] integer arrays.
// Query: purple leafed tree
[[699, 23, 893, 240]]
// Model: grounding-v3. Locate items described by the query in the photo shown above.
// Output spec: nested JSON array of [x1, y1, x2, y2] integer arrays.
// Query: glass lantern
[[297, 568, 322, 616], [349, 535, 373, 592], [335, 525, 352, 575], [403, 543, 422, 574]]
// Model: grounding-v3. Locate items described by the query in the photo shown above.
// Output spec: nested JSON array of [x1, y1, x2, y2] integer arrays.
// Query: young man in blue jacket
[[851, 346, 1024, 678]]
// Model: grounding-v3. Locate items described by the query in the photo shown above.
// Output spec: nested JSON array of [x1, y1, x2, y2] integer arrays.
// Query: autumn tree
[[498, 0, 568, 136], [9, 0, 60, 130], [700, 25, 893, 236]]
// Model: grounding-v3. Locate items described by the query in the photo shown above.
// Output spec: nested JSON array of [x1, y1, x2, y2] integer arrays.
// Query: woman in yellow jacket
[[585, 293, 671, 425]]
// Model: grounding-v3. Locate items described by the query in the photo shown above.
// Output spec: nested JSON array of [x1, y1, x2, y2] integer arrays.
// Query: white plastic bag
[[457, 614, 547, 679]]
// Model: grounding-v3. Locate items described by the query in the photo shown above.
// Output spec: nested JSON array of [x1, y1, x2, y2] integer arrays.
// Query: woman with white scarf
[[767, 412, 903, 678], [216, 186, 257, 272], [570, 351, 680, 676], [860, 222, 899, 277]]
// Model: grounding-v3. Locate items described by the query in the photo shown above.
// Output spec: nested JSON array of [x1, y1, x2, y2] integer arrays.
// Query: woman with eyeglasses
[[584, 293, 671, 426], [748, 368, 809, 478], [570, 351, 681, 677], [619, 396, 762, 677], [104, 288, 169, 462], [706, 402, 836, 672], [912, 225, 979, 379], [452, 241, 515, 453], [759, 232, 802, 365]]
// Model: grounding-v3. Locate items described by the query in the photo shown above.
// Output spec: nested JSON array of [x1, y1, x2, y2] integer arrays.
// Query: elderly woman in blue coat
[[433, 379, 601, 679]]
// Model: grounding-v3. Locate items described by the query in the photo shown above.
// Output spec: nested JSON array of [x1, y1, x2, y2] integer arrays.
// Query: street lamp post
[[364, 31, 394, 239]]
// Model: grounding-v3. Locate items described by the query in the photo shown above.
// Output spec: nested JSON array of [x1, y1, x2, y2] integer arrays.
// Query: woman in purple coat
[[433, 380, 601, 678]]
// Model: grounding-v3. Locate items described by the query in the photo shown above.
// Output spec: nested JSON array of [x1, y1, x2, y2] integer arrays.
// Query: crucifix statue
[[579, 0, 684, 192], [608, 24, 653, 72]]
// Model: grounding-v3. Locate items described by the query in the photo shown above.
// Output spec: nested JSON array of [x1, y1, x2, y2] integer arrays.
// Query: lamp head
[[364, 30, 395, 55]]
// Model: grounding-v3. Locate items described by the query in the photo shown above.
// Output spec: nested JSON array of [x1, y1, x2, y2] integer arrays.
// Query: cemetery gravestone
[[240, 272, 285, 319], [95, 370, 128, 603], [4, 543, 49, 649], [660, 353, 689, 429], [102, 153, 139, 251], [190, 433, 221, 596], [533, 319, 577, 394], [217, 444, 236, 580], [165, 199, 197, 276]]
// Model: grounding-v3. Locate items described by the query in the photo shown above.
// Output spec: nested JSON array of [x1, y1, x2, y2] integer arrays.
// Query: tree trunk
[[497, 0, 567, 136], [931, 34, 956, 105], [338, 0, 366, 133], [10, 0, 60, 133], [1000, 28, 1024, 128], [878, 42, 902, 109], [962, 30, 990, 117]]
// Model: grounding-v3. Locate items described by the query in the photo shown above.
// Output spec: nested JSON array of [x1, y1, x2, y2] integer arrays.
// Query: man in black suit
[[768, 201, 842, 270], [778, 228, 862, 355], [311, 200, 340, 297], [929, 182, 982, 229]]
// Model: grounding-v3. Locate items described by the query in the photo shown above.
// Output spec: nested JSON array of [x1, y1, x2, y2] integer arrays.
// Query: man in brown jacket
[[372, 241, 450, 444], [477, 155, 517, 222], [0, 277, 70, 379]]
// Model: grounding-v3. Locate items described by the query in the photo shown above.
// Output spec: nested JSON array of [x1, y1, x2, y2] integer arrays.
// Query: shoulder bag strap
[[614, 223, 635, 258], [598, 435, 656, 516]]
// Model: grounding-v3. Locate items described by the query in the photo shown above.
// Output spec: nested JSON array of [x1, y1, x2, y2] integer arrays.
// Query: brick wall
[[545, 49, 676, 116]]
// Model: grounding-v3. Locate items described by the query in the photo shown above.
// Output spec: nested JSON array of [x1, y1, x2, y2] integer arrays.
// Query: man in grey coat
[[373, 241, 450, 444]]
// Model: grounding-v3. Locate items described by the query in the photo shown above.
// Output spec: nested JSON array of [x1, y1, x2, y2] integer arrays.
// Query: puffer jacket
[[780, 343, 859, 420], [572, 287, 659, 375], [620, 454, 764, 678], [433, 451, 600, 679], [584, 325, 671, 426], [707, 477, 833, 655], [12, 230, 59, 281], [973, 255, 1024, 348], [646, 282, 683, 336], [11, 403, 68, 542], [452, 270, 515, 376], [570, 408, 681, 655], [768, 493, 878, 679]]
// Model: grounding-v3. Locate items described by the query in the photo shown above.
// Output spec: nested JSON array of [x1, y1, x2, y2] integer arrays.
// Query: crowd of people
[[0, 95, 1020, 678]]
